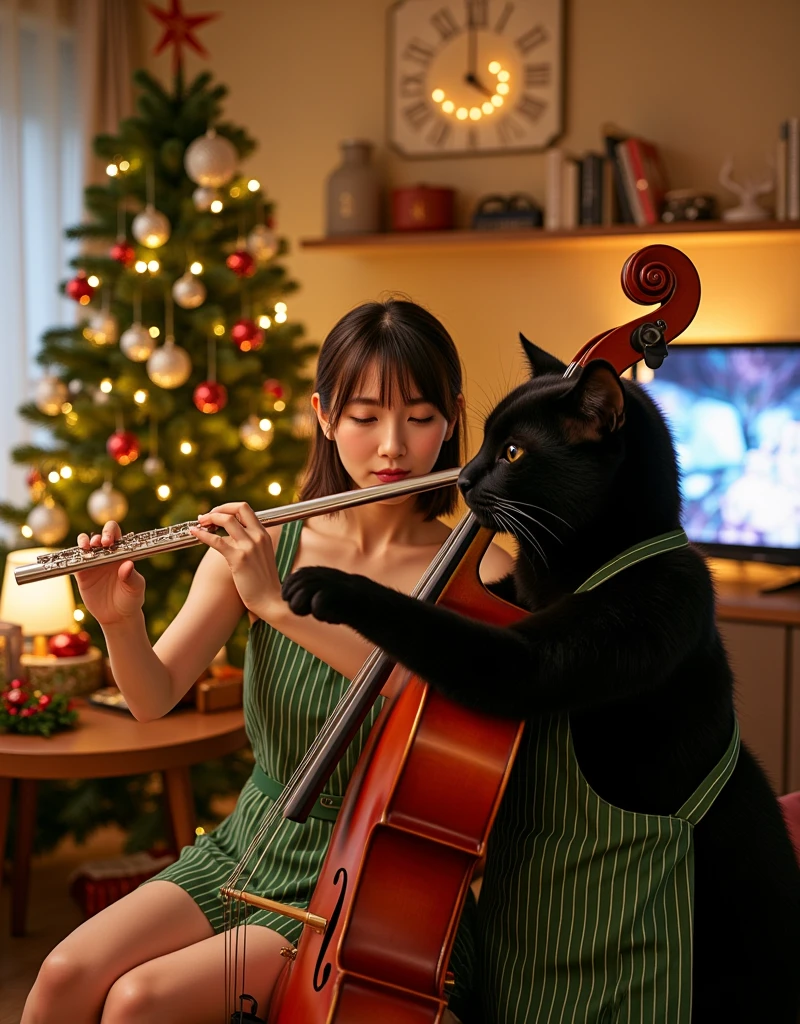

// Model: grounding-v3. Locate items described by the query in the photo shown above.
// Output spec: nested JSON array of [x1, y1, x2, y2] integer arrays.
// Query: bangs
[[324, 317, 456, 426]]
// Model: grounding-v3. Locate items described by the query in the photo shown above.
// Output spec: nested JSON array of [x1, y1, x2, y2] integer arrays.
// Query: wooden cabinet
[[714, 571, 800, 795]]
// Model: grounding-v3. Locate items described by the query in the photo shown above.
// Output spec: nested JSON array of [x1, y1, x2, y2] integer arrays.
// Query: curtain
[[0, 0, 134, 535]]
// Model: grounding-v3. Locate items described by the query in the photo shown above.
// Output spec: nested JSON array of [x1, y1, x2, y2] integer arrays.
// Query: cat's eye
[[505, 444, 525, 463]]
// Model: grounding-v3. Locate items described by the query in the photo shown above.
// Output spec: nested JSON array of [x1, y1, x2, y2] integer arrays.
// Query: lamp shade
[[0, 548, 76, 636]]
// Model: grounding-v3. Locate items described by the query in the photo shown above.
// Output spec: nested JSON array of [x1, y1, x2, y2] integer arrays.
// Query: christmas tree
[[0, 65, 317, 852]]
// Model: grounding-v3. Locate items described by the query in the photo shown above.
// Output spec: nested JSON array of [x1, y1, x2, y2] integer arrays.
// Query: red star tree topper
[[147, 0, 219, 74]]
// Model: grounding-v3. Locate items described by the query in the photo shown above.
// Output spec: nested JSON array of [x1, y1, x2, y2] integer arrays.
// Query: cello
[[222, 244, 701, 1024]]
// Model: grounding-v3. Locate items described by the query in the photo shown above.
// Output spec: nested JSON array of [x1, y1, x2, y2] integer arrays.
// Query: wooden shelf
[[301, 219, 800, 253]]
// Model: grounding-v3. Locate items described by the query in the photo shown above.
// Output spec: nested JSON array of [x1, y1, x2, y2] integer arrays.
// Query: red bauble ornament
[[106, 430, 141, 465], [193, 380, 228, 414], [26, 468, 43, 488], [225, 250, 256, 278], [65, 273, 95, 305], [48, 631, 91, 658], [4, 685, 27, 706], [230, 318, 265, 352], [263, 378, 286, 401], [110, 241, 136, 267]]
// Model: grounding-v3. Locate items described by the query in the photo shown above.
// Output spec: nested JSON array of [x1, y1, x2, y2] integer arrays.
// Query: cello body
[[270, 244, 701, 1023]]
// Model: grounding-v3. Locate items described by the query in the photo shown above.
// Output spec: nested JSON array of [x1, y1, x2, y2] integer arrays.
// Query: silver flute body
[[14, 468, 461, 585]]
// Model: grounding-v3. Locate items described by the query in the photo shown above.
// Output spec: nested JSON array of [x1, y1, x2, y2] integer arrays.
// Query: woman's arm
[[105, 548, 246, 721]]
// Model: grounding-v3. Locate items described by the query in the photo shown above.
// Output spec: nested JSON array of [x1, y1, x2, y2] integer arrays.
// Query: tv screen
[[637, 342, 800, 565]]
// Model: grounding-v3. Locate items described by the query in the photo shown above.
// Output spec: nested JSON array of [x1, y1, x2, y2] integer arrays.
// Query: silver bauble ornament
[[87, 311, 119, 346], [92, 387, 110, 406], [193, 186, 217, 211], [27, 501, 70, 544], [239, 415, 275, 452], [147, 340, 192, 389], [246, 224, 278, 262], [68, 378, 83, 395], [87, 482, 128, 526], [143, 455, 165, 476], [132, 204, 171, 248], [35, 375, 68, 415], [184, 130, 238, 188], [120, 322, 156, 362], [172, 272, 207, 310]]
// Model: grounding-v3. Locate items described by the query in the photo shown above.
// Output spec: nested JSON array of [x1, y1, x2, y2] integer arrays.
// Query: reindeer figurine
[[719, 155, 774, 221]]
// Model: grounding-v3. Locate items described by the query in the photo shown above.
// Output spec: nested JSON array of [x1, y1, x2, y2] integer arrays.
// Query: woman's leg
[[98, 922, 290, 1024], [22, 880, 214, 1024]]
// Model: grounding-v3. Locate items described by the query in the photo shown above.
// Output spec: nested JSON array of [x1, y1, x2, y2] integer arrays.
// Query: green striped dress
[[477, 529, 740, 1024], [149, 518, 476, 1012]]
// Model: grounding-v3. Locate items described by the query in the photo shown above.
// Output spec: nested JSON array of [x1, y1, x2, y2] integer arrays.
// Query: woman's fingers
[[196, 510, 248, 540]]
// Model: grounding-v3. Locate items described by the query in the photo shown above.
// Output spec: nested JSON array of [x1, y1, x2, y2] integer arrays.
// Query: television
[[635, 342, 800, 567]]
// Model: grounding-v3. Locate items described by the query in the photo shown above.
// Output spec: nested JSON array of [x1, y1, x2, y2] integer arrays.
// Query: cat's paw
[[281, 566, 370, 625]]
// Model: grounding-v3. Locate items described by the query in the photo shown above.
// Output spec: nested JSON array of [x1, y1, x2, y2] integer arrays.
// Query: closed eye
[[409, 415, 434, 423], [350, 416, 377, 424]]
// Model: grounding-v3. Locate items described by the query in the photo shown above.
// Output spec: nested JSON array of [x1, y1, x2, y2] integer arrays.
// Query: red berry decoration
[[5, 685, 27, 706], [26, 467, 43, 488], [230, 318, 265, 352], [48, 630, 91, 658], [65, 272, 95, 305], [226, 249, 256, 278], [193, 381, 228, 414], [106, 430, 140, 465], [110, 241, 136, 267]]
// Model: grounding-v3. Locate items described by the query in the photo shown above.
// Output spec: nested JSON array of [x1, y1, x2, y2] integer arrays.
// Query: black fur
[[282, 339, 800, 1021]]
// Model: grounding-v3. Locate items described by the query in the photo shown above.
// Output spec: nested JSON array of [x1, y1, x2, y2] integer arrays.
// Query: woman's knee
[[24, 945, 99, 1020], [101, 966, 161, 1024]]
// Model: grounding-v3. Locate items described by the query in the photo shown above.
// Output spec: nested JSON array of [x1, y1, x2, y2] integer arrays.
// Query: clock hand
[[465, 23, 493, 97]]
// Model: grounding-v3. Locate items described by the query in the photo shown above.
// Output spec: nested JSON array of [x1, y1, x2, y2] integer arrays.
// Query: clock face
[[388, 0, 564, 157]]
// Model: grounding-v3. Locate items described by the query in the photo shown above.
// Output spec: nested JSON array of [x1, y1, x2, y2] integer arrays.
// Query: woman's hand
[[190, 502, 282, 620], [74, 521, 146, 626]]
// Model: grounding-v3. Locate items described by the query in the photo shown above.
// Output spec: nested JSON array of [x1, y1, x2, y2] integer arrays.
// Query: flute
[[14, 468, 461, 585]]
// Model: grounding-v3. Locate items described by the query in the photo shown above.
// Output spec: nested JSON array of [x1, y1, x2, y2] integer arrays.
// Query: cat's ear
[[567, 359, 626, 438], [519, 333, 567, 377]]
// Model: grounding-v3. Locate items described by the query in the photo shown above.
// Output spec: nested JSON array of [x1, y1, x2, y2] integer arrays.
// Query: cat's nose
[[457, 470, 474, 495]]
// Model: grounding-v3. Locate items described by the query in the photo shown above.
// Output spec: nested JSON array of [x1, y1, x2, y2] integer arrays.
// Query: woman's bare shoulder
[[480, 540, 515, 582]]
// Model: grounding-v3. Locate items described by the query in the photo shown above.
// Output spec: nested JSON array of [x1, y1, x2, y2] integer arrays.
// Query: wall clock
[[388, 0, 564, 158]]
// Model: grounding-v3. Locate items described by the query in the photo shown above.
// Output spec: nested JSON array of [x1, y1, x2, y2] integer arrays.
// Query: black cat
[[282, 339, 800, 1023]]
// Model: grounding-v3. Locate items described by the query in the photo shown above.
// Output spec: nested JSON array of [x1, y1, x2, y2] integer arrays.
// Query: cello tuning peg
[[631, 319, 669, 371]]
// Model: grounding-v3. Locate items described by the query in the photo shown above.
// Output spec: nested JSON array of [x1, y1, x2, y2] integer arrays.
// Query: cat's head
[[459, 335, 681, 568]]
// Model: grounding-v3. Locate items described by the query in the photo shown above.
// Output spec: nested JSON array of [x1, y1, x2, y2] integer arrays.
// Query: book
[[615, 140, 644, 225], [776, 121, 788, 221], [787, 117, 800, 221], [545, 147, 563, 229], [561, 156, 580, 228], [623, 137, 668, 225], [580, 153, 604, 225], [603, 131, 635, 224]]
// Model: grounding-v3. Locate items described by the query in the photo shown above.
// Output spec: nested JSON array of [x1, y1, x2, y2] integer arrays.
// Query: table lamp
[[0, 548, 103, 695], [0, 548, 76, 655]]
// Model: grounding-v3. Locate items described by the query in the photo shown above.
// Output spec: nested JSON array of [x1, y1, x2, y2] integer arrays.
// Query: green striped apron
[[478, 528, 740, 1024], [147, 518, 476, 1013]]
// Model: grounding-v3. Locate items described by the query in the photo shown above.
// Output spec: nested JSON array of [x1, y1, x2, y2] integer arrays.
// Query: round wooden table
[[0, 701, 247, 936]]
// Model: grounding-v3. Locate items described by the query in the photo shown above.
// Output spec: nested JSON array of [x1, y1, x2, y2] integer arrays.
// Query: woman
[[23, 298, 512, 1024]]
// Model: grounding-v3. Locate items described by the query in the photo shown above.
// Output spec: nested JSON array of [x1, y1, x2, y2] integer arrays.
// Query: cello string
[[223, 514, 475, 894], [222, 511, 479, 1009]]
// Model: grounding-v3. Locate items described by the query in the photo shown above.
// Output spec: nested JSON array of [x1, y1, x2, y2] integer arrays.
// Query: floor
[[0, 826, 128, 1024]]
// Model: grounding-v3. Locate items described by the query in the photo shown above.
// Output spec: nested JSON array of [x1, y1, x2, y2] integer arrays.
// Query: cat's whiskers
[[501, 498, 575, 531], [495, 507, 549, 567], [495, 500, 564, 545], [494, 511, 542, 576]]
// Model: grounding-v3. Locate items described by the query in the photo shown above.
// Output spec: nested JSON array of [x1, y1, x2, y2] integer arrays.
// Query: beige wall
[[139, 0, 800, 453]]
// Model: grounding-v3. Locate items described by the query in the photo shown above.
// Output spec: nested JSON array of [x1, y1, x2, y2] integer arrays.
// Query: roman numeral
[[403, 39, 436, 67], [494, 2, 514, 33], [403, 100, 434, 131], [427, 120, 452, 147], [516, 24, 548, 54], [400, 72, 426, 98], [431, 6, 460, 41], [466, 0, 488, 29], [525, 62, 551, 87], [496, 117, 524, 145], [516, 94, 546, 122]]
